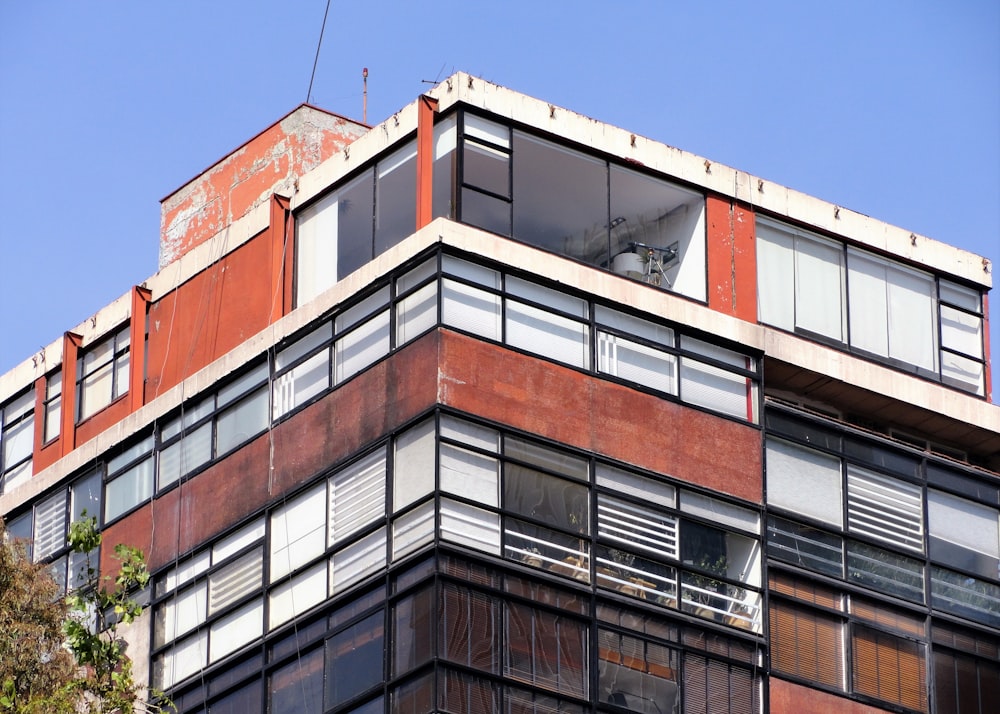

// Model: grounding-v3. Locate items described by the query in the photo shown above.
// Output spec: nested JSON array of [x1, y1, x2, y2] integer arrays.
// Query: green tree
[[0, 516, 170, 713]]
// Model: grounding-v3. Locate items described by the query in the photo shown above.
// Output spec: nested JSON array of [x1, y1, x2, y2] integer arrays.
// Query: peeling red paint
[[158, 105, 367, 268]]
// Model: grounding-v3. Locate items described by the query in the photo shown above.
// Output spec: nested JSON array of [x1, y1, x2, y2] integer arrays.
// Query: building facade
[[1, 74, 997, 714]]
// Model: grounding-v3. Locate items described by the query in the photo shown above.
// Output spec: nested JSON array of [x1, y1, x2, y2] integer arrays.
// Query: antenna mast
[[363, 67, 368, 124]]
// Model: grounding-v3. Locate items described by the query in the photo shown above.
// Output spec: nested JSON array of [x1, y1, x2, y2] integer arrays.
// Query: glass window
[[326, 611, 385, 707], [512, 132, 607, 268], [375, 140, 417, 257], [505, 601, 587, 698], [43, 371, 61, 443], [1, 389, 35, 493], [77, 325, 130, 421], [769, 599, 845, 690], [928, 489, 1000, 579], [610, 165, 707, 301], [215, 387, 268, 455], [271, 646, 323, 714], [766, 438, 843, 528], [270, 482, 326, 581], [848, 249, 936, 372], [597, 629, 679, 714], [104, 457, 154, 522]]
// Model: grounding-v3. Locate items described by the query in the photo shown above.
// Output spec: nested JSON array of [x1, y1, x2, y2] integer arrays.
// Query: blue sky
[[1, 1, 997, 398]]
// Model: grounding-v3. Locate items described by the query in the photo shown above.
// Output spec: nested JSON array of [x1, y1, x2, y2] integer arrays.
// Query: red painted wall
[[144, 232, 276, 401], [438, 330, 762, 503], [706, 195, 756, 322]]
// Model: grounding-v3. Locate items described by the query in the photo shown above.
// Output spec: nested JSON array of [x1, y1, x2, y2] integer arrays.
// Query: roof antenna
[[306, 0, 332, 103], [363, 67, 368, 124]]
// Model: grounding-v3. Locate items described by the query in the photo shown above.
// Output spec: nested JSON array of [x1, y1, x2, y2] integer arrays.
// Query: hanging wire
[[307, 0, 333, 103]]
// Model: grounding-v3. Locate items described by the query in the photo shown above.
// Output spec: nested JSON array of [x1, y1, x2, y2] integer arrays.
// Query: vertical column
[[983, 293, 992, 401], [30, 375, 45, 472], [415, 95, 439, 230], [130, 287, 152, 412], [270, 194, 293, 321], [60, 332, 82, 455], [706, 195, 757, 322]]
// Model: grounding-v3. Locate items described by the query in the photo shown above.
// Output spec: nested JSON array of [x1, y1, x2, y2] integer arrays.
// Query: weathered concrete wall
[[158, 105, 367, 268]]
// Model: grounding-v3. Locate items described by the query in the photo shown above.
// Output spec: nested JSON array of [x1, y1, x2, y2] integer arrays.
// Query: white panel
[[212, 517, 266, 563], [272, 350, 330, 419], [940, 305, 982, 358], [681, 491, 760, 534], [160, 551, 211, 595], [848, 251, 889, 357], [330, 449, 386, 545], [335, 310, 390, 383], [598, 332, 676, 394], [160, 583, 207, 644], [939, 281, 980, 312], [598, 493, 678, 560], [765, 439, 843, 528], [596, 464, 675, 508], [296, 191, 339, 305], [679, 357, 747, 419], [440, 414, 499, 453], [156, 632, 207, 690], [2, 414, 32, 468], [440, 444, 499, 506], [847, 466, 923, 552], [268, 561, 327, 629], [928, 490, 999, 558], [507, 301, 589, 369], [795, 235, 844, 340], [393, 418, 436, 511], [887, 264, 936, 371], [208, 548, 263, 615], [270, 483, 327, 581], [442, 255, 501, 288], [440, 498, 502, 555], [392, 500, 435, 560], [465, 114, 510, 148], [941, 351, 985, 395], [396, 282, 438, 346], [507, 276, 587, 318], [209, 598, 262, 662], [442, 279, 502, 340], [33, 490, 67, 561], [331, 527, 386, 594], [755, 220, 794, 330]]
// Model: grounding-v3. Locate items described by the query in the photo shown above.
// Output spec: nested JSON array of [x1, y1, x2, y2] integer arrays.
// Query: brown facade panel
[[770, 678, 893, 714], [145, 232, 275, 400], [437, 330, 762, 503], [102, 332, 441, 575]]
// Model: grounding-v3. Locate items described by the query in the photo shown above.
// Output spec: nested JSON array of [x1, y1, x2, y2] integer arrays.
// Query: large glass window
[[756, 216, 986, 395], [1, 388, 34, 494], [77, 325, 130, 421]]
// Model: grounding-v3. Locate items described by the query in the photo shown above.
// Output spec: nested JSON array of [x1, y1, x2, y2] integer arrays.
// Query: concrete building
[[1, 73, 998, 714]]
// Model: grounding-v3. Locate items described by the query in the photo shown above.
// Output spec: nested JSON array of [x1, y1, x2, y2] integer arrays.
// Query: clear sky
[[1, 1, 998, 398]]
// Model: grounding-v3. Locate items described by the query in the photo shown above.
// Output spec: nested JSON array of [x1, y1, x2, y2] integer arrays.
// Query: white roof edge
[[428, 71, 992, 289]]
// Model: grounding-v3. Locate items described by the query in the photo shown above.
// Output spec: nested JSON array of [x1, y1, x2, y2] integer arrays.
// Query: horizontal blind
[[847, 467, 923, 552]]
